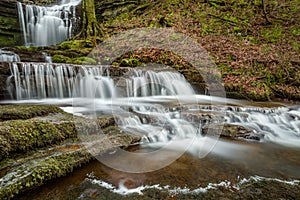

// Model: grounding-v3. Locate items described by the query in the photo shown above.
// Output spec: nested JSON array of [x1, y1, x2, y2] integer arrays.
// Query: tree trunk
[[78, 0, 103, 38]]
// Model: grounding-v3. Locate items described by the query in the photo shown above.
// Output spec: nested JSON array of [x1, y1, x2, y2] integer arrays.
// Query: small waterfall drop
[[125, 70, 195, 97], [7, 63, 115, 100], [17, 0, 82, 47], [0, 49, 21, 62], [42, 52, 52, 63], [7, 63, 195, 100], [224, 106, 300, 147]]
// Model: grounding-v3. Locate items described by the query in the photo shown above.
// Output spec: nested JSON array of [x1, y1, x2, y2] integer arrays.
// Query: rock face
[[0, 62, 12, 100], [96, 0, 148, 21], [0, 0, 23, 47]]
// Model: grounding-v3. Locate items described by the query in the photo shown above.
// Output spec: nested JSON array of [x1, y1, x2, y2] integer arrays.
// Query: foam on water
[[85, 173, 300, 196]]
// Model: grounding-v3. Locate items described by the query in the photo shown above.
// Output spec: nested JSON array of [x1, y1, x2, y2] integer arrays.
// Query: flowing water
[[17, 0, 81, 47], [0, 49, 21, 62], [2, 62, 300, 198]]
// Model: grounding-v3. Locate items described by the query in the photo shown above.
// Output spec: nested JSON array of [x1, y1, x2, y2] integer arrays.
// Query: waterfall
[[42, 52, 52, 63], [223, 106, 300, 147], [7, 63, 115, 100], [7, 62, 202, 146], [17, 0, 81, 47], [6, 62, 300, 148], [125, 70, 195, 97], [0, 49, 21, 62], [7, 63, 195, 100]]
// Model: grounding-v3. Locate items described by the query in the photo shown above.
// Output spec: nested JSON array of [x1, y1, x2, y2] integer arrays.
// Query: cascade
[[125, 70, 195, 97], [224, 106, 300, 147], [17, 0, 81, 47], [0, 49, 21, 62], [6, 63, 194, 100], [7, 63, 114, 100], [6, 62, 300, 148]]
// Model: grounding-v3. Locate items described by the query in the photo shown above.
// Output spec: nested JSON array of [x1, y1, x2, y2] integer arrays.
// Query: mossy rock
[[120, 58, 140, 67], [0, 109, 80, 160], [0, 147, 92, 199], [0, 118, 77, 160], [52, 54, 72, 63], [0, 105, 63, 121], [71, 57, 97, 64]]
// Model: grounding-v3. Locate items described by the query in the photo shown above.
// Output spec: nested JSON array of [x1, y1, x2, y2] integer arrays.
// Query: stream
[[1, 0, 299, 199], [2, 62, 300, 198]]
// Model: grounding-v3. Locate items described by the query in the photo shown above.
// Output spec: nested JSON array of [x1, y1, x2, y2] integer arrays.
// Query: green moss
[[0, 120, 70, 160], [71, 57, 97, 64], [58, 40, 81, 50], [52, 54, 72, 63], [0, 105, 63, 121], [0, 149, 92, 199], [0, 112, 79, 160], [120, 58, 140, 67], [262, 27, 283, 43]]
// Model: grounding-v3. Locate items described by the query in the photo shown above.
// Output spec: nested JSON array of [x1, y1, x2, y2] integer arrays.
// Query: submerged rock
[[202, 123, 260, 141], [57, 176, 300, 200]]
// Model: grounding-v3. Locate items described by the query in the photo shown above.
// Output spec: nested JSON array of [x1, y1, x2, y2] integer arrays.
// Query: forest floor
[[103, 0, 300, 101]]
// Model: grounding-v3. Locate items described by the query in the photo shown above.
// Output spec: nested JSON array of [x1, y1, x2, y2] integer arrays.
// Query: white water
[[7, 62, 197, 100], [0, 49, 20, 62], [7, 63, 114, 99], [17, 0, 81, 46], [125, 70, 195, 97], [4, 63, 300, 150], [223, 106, 300, 147], [42, 52, 52, 63], [86, 173, 300, 196]]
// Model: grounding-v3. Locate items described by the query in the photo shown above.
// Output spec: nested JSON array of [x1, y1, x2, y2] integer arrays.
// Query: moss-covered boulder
[[0, 105, 63, 121], [0, 114, 77, 160], [0, 146, 92, 199]]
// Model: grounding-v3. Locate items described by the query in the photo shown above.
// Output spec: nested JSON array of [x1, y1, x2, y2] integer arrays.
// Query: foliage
[[100, 0, 300, 101]]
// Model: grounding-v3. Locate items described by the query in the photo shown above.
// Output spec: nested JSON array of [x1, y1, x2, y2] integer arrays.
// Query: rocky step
[[0, 104, 122, 160], [0, 124, 140, 199]]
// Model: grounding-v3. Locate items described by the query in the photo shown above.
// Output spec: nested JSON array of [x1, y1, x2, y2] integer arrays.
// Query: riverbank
[[0, 105, 139, 199]]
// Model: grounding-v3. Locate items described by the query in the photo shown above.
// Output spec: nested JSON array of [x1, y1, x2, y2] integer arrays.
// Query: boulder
[[202, 123, 260, 141]]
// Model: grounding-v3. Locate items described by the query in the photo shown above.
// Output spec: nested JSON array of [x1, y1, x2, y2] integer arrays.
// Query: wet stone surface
[[0, 104, 140, 199]]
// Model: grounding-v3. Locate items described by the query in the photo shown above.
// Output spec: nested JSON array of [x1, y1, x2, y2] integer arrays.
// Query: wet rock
[[0, 0, 23, 47], [0, 145, 92, 200], [5, 47, 48, 62], [202, 123, 260, 141], [0, 104, 140, 199], [98, 116, 115, 129]]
